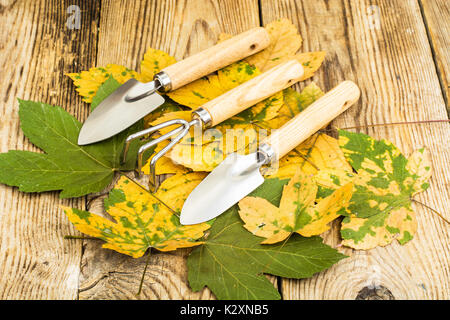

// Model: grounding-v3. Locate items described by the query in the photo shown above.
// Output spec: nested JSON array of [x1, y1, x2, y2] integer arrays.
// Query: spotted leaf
[[63, 174, 210, 258], [246, 19, 302, 72], [338, 130, 432, 249], [167, 61, 260, 109], [239, 170, 353, 244], [137, 48, 177, 82], [67, 64, 137, 103]]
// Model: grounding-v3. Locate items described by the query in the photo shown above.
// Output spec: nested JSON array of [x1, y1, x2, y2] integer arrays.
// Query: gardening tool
[[180, 81, 361, 225], [77, 27, 271, 145], [122, 59, 306, 192]]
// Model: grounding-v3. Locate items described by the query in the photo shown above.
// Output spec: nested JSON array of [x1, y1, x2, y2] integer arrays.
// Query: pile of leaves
[[0, 19, 432, 300]]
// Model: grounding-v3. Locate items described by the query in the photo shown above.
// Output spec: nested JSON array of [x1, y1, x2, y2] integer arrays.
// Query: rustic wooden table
[[0, 0, 449, 300]]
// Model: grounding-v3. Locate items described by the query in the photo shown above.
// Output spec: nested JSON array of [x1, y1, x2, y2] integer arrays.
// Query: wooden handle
[[265, 81, 360, 159], [162, 27, 270, 91], [201, 60, 304, 126]]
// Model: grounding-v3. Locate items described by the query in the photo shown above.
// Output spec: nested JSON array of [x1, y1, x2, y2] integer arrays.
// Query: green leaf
[[63, 174, 210, 258], [0, 81, 143, 198], [91, 76, 121, 110], [337, 130, 432, 249], [187, 178, 347, 300]]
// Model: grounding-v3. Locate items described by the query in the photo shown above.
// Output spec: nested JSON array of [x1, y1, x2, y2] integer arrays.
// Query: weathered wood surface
[[78, 0, 261, 300], [420, 0, 449, 111], [0, 0, 448, 300], [261, 0, 449, 299], [0, 0, 100, 299]]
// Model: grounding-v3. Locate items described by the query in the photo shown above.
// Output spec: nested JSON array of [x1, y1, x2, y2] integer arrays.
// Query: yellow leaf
[[246, 19, 302, 72], [67, 64, 137, 103], [141, 142, 189, 176], [63, 174, 209, 258], [68, 48, 177, 103], [266, 133, 353, 185], [295, 51, 326, 80], [239, 170, 353, 244], [167, 61, 260, 109], [137, 48, 177, 82], [167, 124, 258, 172], [337, 131, 432, 249], [263, 82, 324, 130]]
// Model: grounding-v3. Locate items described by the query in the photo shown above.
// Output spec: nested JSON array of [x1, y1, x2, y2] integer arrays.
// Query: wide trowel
[[180, 81, 361, 225], [77, 27, 270, 145]]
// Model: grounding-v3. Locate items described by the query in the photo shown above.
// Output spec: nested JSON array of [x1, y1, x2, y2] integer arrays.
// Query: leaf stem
[[338, 119, 449, 131], [137, 250, 152, 296], [411, 198, 450, 225], [64, 235, 99, 240]]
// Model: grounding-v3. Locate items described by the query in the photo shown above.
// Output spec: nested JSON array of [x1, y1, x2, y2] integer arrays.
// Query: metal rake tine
[[121, 119, 189, 164], [138, 121, 191, 192]]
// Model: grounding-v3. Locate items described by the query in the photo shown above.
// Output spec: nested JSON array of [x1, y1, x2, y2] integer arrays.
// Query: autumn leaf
[[295, 51, 326, 81], [160, 83, 325, 173], [337, 130, 432, 249], [68, 48, 176, 103], [63, 173, 209, 258], [239, 170, 353, 243], [263, 82, 324, 130], [246, 19, 302, 72], [137, 48, 177, 82], [0, 93, 144, 198], [167, 60, 260, 109], [67, 64, 137, 103], [267, 133, 354, 195], [188, 177, 347, 300]]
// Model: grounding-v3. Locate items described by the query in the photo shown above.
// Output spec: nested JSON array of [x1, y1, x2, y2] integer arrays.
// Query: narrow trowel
[[180, 81, 361, 225], [77, 27, 270, 145]]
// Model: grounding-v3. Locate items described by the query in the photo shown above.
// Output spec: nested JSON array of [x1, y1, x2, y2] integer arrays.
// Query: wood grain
[[204, 59, 304, 126], [0, 0, 99, 299], [78, 0, 262, 300], [420, 0, 450, 111], [1, 0, 448, 300], [261, 0, 450, 299]]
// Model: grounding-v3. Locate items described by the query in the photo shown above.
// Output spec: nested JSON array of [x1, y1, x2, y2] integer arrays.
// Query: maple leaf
[[63, 173, 210, 258], [246, 19, 302, 72], [239, 170, 353, 244], [159, 83, 325, 173], [136, 48, 177, 82], [0, 78, 150, 198], [68, 48, 176, 103], [187, 177, 347, 300], [262, 82, 324, 130], [336, 130, 432, 249], [167, 60, 260, 109], [267, 133, 353, 193], [295, 51, 326, 81], [67, 64, 137, 103], [0, 93, 143, 198]]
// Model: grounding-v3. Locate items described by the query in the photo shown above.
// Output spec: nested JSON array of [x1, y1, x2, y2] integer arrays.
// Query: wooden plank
[[78, 0, 262, 300], [261, 0, 450, 299], [420, 0, 450, 111], [0, 0, 100, 299]]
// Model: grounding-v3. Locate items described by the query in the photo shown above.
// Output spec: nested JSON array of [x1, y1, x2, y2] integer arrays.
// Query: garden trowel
[[180, 81, 361, 225], [77, 27, 270, 145]]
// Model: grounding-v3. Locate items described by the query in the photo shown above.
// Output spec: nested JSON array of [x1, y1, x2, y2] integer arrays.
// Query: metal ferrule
[[191, 107, 212, 128], [257, 143, 275, 165], [154, 71, 172, 92]]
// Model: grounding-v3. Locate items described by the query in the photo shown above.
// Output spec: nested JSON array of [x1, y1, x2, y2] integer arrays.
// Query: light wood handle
[[162, 27, 270, 91], [265, 81, 360, 159], [201, 60, 304, 126]]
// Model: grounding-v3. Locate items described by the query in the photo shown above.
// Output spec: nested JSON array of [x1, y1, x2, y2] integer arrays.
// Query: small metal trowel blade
[[78, 79, 165, 145], [180, 152, 265, 225]]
